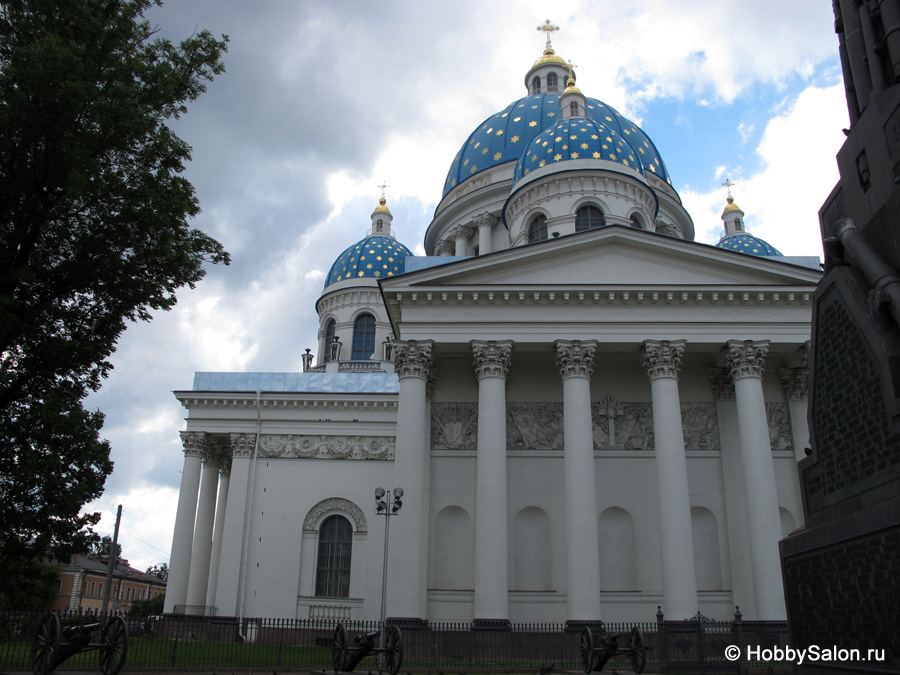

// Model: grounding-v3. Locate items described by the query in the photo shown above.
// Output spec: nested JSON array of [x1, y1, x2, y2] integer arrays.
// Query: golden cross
[[567, 59, 578, 82], [722, 178, 735, 198], [537, 19, 559, 49], [378, 182, 390, 200]]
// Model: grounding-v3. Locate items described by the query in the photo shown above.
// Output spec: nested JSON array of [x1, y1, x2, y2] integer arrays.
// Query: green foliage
[[145, 562, 168, 581], [0, 556, 59, 611], [127, 592, 164, 618], [89, 535, 122, 562], [0, 0, 229, 565]]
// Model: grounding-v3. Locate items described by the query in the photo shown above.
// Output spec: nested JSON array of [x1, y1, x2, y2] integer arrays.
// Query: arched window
[[351, 313, 376, 360], [323, 319, 336, 362], [630, 215, 642, 229], [575, 205, 605, 232], [375, 219, 384, 233], [528, 215, 548, 243], [532, 76, 541, 95], [547, 72, 558, 92], [569, 101, 579, 117], [734, 218, 743, 231], [315, 515, 352, 598]]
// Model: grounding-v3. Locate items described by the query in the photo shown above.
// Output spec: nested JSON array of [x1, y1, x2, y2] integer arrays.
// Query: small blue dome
[[513, 117, 643, 185], [442, 93, 670, 196], [716, 234, 782, 257], [324, 235, 412, 289]]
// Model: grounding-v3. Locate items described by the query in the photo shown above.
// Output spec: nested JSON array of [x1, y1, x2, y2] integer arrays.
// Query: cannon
[[579, 626, 645, 674], [30, 613, 128, 675], [331, 623, 403, 675]]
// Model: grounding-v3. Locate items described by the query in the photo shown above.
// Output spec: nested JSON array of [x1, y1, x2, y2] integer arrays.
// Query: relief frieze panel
[[431, 402, 478, 449], [431, 401, 722, 452], [681, 403, 720, 450], [591, 399, 655, 450], [507, 403, 564, 450], [257, 434, 395, 460], [766, 402, 793, 451]]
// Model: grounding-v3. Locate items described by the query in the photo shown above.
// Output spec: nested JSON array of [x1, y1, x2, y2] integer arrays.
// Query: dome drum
[[505, 169, 658, 246]]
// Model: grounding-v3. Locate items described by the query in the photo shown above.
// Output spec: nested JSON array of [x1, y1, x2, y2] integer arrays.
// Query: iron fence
[[0, 608, 787, 672]]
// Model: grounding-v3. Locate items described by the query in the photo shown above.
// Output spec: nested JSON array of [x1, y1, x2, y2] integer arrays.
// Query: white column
[[449, 224, 473, 257], [472, 340, 513, 625], [641, 340, 698, 619], [555, 339, 602, 623], [163, 431, 206, 613], [186, 451, 220, 608], [724, 340, 787, 619], [779, 342, 810, 463], [213, 433, 255, 616], [206, 466, 230, 608], [474, 212, 496, 256], [389, 339, 434, 622]]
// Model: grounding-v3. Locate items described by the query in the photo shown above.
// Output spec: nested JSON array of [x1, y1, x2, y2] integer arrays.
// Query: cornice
[[384, 286, 813, 309], [175, 392, 398, 411]]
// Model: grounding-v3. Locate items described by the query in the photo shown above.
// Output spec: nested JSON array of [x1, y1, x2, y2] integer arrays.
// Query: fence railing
[[0, 608, 788, 672]]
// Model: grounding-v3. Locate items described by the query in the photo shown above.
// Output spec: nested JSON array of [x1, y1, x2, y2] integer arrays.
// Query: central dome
[[442, 93, 670, 196]]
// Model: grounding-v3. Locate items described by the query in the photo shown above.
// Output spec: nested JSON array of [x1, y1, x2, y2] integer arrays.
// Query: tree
[[0, 0, 229, 566], [90, 535, 122, 562], [145, 562, 168, 581], [0, 555, 59, 611]]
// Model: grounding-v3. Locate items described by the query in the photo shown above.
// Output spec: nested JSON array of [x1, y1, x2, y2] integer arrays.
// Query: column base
[[386, 617, 430, 630], [471, 618, 512, 631], [565, 619, 605, 633]]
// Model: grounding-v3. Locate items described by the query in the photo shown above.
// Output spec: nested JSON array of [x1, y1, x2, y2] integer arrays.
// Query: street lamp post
[[374, 487, 403, 659]]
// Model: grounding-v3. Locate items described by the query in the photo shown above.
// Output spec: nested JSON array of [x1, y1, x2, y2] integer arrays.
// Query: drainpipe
[[831, 217, 900, 327], [237, 390, 262, 640]]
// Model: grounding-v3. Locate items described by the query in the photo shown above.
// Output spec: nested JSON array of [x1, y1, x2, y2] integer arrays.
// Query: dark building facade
[[780, 1, 900, 673]]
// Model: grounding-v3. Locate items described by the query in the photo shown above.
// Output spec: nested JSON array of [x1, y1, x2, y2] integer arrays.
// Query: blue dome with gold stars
[[514, 117, 644, 184], [715, 234, 782, 257], [324, 235, 413, 289], [442, 93, 670, 196]]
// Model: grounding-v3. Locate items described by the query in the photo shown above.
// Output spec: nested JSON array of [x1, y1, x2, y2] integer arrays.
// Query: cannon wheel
[[384, 624, 403, 675], [332, 623, 348, 673], [580, 627, 595, 674], [99, 616, 128, 675], [30, 613, 61, 675], [630, 626, 645, 674]]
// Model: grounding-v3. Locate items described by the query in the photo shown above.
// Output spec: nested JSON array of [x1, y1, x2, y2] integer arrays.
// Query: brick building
[[49, 555, 166, 614]]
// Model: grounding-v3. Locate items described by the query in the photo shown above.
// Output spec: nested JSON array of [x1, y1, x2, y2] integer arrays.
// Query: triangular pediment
[[382, 227, 820, 290]]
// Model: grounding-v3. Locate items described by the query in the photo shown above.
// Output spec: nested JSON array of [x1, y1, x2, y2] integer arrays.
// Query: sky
[[81, 0, 849, 572]]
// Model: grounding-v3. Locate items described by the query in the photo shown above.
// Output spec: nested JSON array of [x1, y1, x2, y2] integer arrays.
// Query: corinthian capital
[[641, 339, 686, 380], [723, 339, 769, 380], [435, 239, 455, 256], [180, 431, 208, 458], [448, 224, 474, 242], [779, 367, 809, 400], [392, 339, 435, 379], [707, 368, 735, 400], [554, 339, 597, 379], [230, 432, 256, 458], [779, 342, 810, 400], [472, 340, 513, 381], [473, 212, 498, 229]]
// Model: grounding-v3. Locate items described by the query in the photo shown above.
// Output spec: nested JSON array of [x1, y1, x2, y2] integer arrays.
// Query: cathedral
[[164, 27, 820, 626]]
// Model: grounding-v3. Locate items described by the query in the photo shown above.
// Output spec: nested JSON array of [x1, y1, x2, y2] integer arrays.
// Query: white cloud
[[683, 83, 847, 256]]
